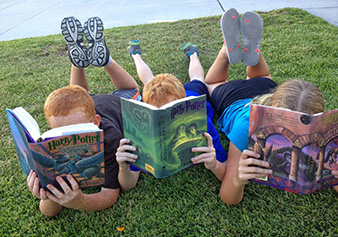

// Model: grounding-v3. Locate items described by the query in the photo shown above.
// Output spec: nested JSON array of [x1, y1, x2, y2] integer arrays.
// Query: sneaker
[[241, 11, 263, 66], [83, 17, 110, 67], [181, 42, 199, 59], [128, 40, 142, 57], [60, 17, 90, 68], [220, 8, 242, 64]]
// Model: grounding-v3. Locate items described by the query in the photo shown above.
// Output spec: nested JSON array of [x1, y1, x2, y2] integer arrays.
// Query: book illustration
[[6, 108, 105, 190], [121, 95, 207, 178], [248, 104, 338, 194], [29, 143, 105, 189]]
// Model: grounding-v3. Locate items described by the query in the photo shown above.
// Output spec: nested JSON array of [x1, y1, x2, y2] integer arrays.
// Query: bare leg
[[188, 53, 204, 82], [204, 45, 230, 95], [104, 59, 139, 90], [70, 60, 138, 91], [205, 45, 229, 84], [131, 54, 155, 85], [246, 53, 271, 79], [70, 65, 89, 91]]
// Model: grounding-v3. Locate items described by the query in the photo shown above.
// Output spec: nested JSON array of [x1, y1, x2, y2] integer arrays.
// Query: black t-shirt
[[92, 94, 123, 189]]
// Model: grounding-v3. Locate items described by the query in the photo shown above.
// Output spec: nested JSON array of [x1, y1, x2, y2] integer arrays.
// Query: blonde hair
[[142, 73, 186, 108], [253, 79, 324, 115], [44, 85, 96, 126]]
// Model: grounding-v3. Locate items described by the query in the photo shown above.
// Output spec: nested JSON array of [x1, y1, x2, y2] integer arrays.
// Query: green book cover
[[121, 95, 207, 178]]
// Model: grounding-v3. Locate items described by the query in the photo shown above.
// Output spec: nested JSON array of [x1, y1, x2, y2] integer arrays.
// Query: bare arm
[[45, 175, 119, 211], [220, 142, 272, 205], [28, 170, 119, 217], [191, 133, 227, 180], [116, 138, 141, 190]]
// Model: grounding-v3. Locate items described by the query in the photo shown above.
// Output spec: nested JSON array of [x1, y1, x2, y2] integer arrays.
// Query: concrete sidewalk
[[0, 0, 337, 41]]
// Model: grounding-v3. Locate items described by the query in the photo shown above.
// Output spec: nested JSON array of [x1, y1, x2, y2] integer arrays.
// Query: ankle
[[104, 56, 112, 67]]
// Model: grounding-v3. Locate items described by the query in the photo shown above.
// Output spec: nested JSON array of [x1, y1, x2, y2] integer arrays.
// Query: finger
[[27, 170, 33, 183], [239, 173, 270, 181], [242, 157, 270, 168], [239, 165, 273, 175], [27, 173, 34, 189], [191, 150, 214, 161], [192, 146, 214, 153], [117, 145, 137, 153], [203, 132, 213, 147], [55, 176, 72, 193], [32, 177, 41, 196], [116, 152, 138, 162], [191, 156, 213, 164], [242, 150, 261, 159], [40, 188, 48, 200], [45, 191, 59, 203], [119, 138, 130, 146], [66, 175, 79, 191], [47, 182, 64, 198]]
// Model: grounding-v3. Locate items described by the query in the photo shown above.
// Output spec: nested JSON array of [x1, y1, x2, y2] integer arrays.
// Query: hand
[[332, 170, 338, 179], [45, 175, 83, 209], [237, 149, 272, 185], [191, 133, 216, 170], [116, 138, 138, 169], [27, 170, 48, 200]]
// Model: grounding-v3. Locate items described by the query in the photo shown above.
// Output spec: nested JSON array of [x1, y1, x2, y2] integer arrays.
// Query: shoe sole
[[84, 17, 109, 67], [241, 12, 263, 66], [221, 8, 242, 64], [60, 17, 90, 68], [128, 40, 142, 57]]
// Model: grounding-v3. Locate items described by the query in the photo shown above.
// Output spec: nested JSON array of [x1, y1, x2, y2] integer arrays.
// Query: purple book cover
[[248, 104, 338, 194]]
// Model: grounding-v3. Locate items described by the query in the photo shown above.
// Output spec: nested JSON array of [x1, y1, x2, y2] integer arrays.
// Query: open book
[[6, 107, 105, 190], [248, 104, 338, 194], [121, 95, 207, 178]]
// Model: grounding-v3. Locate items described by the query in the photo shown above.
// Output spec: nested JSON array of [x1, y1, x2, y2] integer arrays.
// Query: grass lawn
[[1, 8, 338, 236]]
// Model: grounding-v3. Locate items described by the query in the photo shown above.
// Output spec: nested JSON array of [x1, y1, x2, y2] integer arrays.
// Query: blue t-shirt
[[130, 90, 227, 172], [217, 98, 252, 152]]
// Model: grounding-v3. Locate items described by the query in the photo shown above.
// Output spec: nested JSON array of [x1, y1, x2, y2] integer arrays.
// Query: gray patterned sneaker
[[60, 17, 90, 68], [83, 17, 110, 67], [181, 42, 199, 59], [127, 40, 142, 58]]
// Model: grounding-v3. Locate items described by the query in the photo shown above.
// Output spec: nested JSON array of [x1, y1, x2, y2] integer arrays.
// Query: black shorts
[[184, 80, 210, 100], [210, 77, 277, 117]]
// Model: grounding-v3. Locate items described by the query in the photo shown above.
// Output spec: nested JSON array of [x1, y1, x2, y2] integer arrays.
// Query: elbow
[[39, 201, 62, 217], [219, 186, 243, 206], [121, 183, 137, 191], [219, 193, 242, 206]]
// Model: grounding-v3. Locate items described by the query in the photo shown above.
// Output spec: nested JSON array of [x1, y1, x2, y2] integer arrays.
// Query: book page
[[121, 98, 159, 110], [159, 96, 199, 109], [11, 107, 41, 141], [41, 123, 101, 140]]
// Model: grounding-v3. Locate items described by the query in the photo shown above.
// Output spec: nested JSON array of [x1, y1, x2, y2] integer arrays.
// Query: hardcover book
[[121, 95, 208, 178], [248, 104, 338, 194], [6, 107, 105, 190]]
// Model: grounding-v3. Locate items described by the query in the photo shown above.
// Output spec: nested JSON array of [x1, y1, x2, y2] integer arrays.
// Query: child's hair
[[44, 85, 96, 126], [142, 73, 186, 107], [254, 79, 324, 115]]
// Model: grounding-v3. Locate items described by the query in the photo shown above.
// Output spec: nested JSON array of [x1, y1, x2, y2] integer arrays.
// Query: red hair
[[44, 85, 95, 126], [142, 73, 186, 107]]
